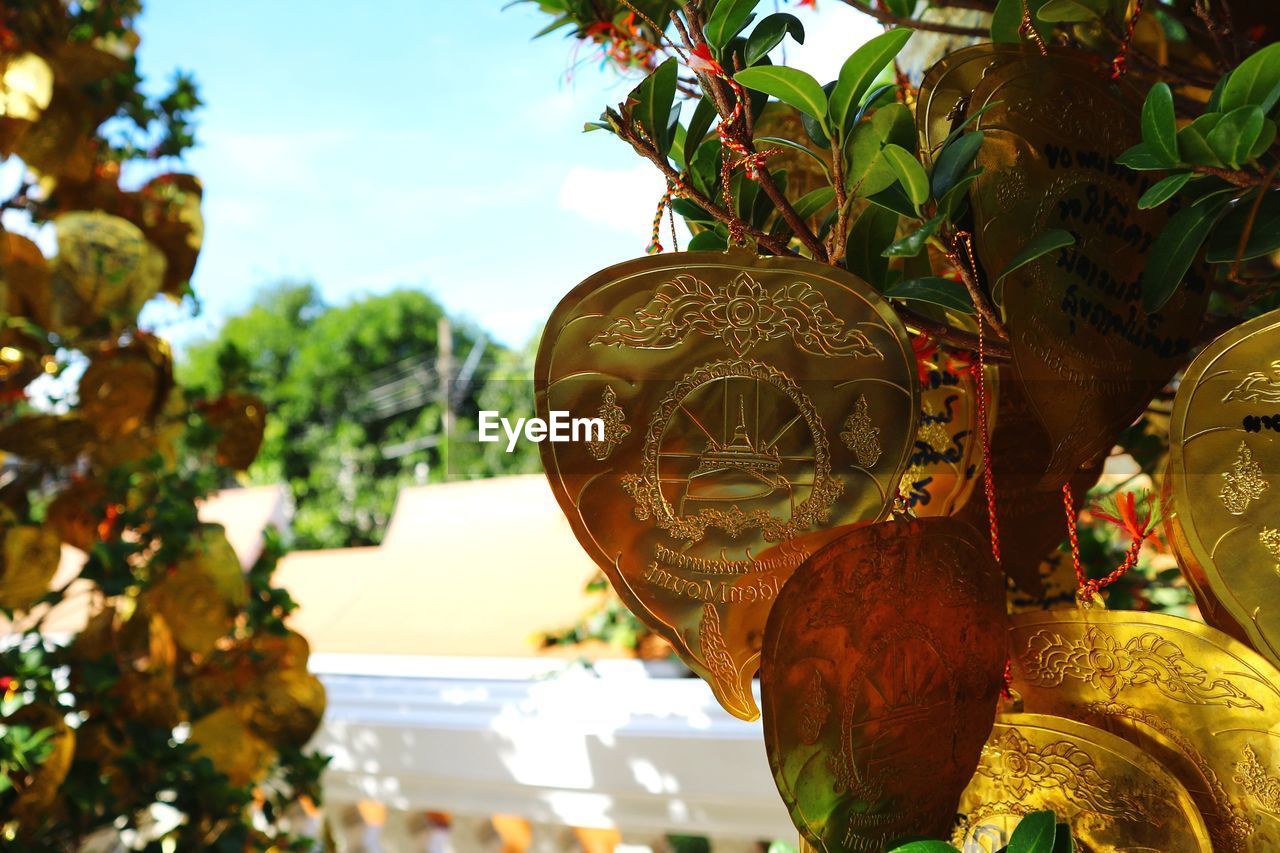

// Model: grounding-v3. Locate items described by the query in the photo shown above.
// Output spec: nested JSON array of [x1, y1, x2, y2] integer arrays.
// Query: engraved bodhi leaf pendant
[[968, 49, 1208, 485], [957, 713, 1211, 851], [761, 517, 1007, 849], [537, 251, 919, 720], [1167, 307, 1280, 669], [1009, 608, 1280, 852]]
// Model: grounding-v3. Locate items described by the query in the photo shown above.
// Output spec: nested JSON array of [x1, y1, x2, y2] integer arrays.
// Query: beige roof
[[276, 475, 613, 658]]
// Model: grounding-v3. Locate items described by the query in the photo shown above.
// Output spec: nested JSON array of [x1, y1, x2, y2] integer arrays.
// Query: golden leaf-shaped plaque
[[898, 347, 994, 518], [54, 211, 167, 324], [78, 338, 171, 440], [956, 368, 1101, 597], [135, 173, 203, 297], [46, 478, 106, 552], [1009, 608, 1280, 851], [0, 52, 54, 155], [916, 44, 1022, 167], [1167, 308, 1280, 669], [957, 712, 1211, 851], [0, 414, 96, 467], [968, 49, 1208, 485], [0, 524, 62, 611], [147, 566, 233, 656], [247, 669, 326, 748], [188, 706, 276, 787], [1, 233, 54, 331], [761, 517, 1006, 849], [538, 251, 919, 720], [4, 704, 74, 833], [200, 392, 267, 470]]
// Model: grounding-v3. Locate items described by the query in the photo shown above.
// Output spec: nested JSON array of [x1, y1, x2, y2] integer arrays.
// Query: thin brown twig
[[835, 0, 990, 37], [1191, 165, 1267, 188], [900, 306, 1012, 360], [1231, 164, 1279, 283]]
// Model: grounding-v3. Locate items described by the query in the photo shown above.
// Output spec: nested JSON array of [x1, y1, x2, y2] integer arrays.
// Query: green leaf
[[938, 168, 981, 221], [883, 213, 943, 256], [583, 121, 612, 133], [886, 842, 957, 853], [1207, 105, 1265, 168], [1141, 82, 1179, 166], [671, 198, 716, 224], [1138, 172, 1193, 209], [1142, 194, 1228, 312], [684, 96, 719, 168], [1007, 811, 1057, 853], [1038, 0, 1100, 21], [706, 0, 763, 50], [846, 204, 899, 289], [628, 58, 679, 158], [829, 29, 913, 134], [745, 13, 804, 66], [1205, 191, 1280, 262], [992, 0, 1046, 42], [882, 0, 916, 16], [687, 230, 728, 251], [885, 276, 975, 313], [1052, 823, 1075, 853], [1115, 142, 1171, 170], [757, 136, 833, 181], [867, 182, 918, 218], [689, 138, 723, 199], [792, 186, 836, 221], [734, 66, 829, 126], [1178, 115, 1225, 166], [1220, 42, 1280, 114], [994, 229, 1075, 305], [882, 144, 929, 209], [930, 131, 984, 201], [1252, 118, 1277, 158]]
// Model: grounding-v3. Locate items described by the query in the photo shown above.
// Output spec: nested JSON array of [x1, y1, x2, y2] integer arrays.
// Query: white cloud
[[557, 164, 669, 235]]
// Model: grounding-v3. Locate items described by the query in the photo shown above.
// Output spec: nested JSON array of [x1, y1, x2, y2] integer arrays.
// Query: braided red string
[[1063, 483, 1148, 603], [1111, 0, 1146, 79], [647, 180, 676, 254]]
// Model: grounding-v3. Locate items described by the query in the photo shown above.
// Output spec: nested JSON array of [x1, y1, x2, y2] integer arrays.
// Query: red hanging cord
[[1063, 483, 1156, 603], [1111, 0, 1146, 79]]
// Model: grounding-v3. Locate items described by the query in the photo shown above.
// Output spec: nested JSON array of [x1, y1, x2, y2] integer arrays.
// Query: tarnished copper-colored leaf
[[762, 516, 1006, 849]]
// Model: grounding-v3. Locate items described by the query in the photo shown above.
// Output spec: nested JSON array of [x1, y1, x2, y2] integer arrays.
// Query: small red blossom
[[1092, 490, 1161, 541], [688, 43, 723, 75]]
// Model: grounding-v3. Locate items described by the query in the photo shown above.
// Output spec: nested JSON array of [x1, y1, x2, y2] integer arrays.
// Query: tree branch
[[836, 0, 990, 37]]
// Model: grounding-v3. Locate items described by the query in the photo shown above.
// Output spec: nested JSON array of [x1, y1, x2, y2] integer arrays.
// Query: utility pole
[[437, 316, 453, 477]]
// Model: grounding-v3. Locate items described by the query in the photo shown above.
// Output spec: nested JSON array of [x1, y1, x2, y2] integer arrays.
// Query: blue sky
[[126, 1, 876, 349]]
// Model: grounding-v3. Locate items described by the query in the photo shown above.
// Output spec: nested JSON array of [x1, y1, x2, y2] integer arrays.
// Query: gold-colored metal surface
[[761, 516, 1007, 849], [1009, 608, 1280, 852], [968, 50, 1208, 485], [915, 44, 1022, 167], [956, 712, 1211, 851], [956, 368, 1101, 597], [1168, 307, 1280, 670], [898, 347, 994, 518], [537, 250, 919, 720]]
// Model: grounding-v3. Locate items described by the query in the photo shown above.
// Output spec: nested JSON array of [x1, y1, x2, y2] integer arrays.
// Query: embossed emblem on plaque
[[538, 251, 918, 720], [761, 517, 1005, 849], [1009, 609, 1280, 852], [1168, 308, 1280, 671]]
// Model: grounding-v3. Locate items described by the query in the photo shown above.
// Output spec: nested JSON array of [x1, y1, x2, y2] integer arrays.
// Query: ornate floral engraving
[[1223, 361, 1280, 405], [698, 603, 746, 710], [977, 728, 1151, 821], [1084, 700, 1254, 853], [1234, 745, 1280, 815], [1261, 527, 1280, 576], [841, 395, 882, 468], [592, 272, 884, 358], [798, 669, 830, 746], [1021, 626, 1262, 709], [586, 385, 629, 461], [1221, 441, 1270, 516]]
